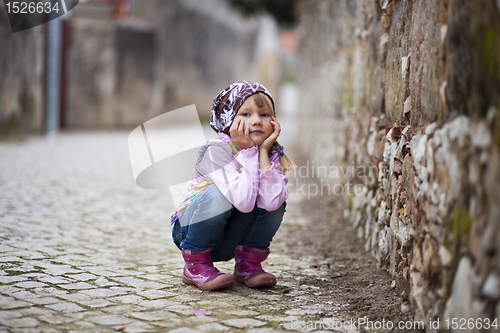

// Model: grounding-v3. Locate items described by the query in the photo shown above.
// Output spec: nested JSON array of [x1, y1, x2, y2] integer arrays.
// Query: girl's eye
[[241, 113, 250, 117], [261, 113, 270, 117]]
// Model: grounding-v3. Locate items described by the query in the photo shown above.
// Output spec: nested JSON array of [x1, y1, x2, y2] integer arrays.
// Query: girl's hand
[[229, 119, 256, 150], [259, 116, 281, 152]]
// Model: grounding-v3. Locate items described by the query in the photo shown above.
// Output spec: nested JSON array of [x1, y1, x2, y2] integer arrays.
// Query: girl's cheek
[[235, 117, 245, 128]]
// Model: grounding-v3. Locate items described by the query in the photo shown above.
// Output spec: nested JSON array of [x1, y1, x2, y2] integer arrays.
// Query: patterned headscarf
[[210, 81, 275, 134]]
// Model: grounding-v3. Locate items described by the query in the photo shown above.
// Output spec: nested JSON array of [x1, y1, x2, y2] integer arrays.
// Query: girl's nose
[[252, 115, 262, 126]]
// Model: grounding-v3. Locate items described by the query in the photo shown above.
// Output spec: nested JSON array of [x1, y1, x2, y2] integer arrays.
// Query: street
[[0, 129, 412, 333]]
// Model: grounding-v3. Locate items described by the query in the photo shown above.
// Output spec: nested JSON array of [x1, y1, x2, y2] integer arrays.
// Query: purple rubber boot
[[181, 248, 235, 291], [234, 245, 277, 288]]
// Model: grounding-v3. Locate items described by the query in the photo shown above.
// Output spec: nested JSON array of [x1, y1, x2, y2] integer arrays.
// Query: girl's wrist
[[232, 140, 254, 150], [258, 148, 272, 171]]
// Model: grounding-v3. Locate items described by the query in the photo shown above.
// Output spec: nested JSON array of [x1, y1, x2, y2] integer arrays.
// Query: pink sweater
[[201, 144, 288, 213], [170, 133, 288, 224]]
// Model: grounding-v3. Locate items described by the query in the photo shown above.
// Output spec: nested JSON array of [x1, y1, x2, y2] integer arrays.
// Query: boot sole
[[235, 274, 277, 288], [182, 274, 235, 291]]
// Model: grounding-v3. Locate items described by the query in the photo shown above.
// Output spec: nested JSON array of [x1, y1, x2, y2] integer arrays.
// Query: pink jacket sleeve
[[199, 145, 259, 213], [257, 152, 288, 211]]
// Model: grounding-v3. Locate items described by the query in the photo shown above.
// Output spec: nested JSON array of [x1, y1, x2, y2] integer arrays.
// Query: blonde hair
[[251, 93, 296, 173]]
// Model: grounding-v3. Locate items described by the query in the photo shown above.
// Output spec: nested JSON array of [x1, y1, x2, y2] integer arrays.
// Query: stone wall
[[296, 0, 500, 330], [0, 2, 43, 136]]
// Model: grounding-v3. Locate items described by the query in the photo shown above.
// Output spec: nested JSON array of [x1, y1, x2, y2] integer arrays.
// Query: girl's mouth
[[250, 130, 263, 134]]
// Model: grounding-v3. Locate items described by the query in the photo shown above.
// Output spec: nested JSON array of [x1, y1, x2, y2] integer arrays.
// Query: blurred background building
[[0, 0, 298, 134]]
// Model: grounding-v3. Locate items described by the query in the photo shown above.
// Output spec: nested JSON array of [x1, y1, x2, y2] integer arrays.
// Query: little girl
[[170, 81, 294, 291]]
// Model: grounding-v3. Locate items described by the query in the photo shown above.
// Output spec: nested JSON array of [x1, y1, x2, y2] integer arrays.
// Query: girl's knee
[[202, 186, 232, 208], [199, 186, 233, 216], [277, 201, 286, 213], [260, 201, 286, 218], [262, 201, 286, 227], [181, 186, 233, 227]]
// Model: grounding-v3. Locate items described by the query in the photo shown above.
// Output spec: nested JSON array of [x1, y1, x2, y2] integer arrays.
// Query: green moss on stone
[[481, 26, 498, 76], [446, 206, 471, 260], [343, 67, 352, 110]]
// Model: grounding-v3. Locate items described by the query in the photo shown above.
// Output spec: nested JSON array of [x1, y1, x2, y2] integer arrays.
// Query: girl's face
[[233, 96, 274, 146]]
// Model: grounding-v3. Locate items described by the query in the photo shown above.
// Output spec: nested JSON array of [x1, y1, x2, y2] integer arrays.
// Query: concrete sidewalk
[[0, 130, 354, 333]]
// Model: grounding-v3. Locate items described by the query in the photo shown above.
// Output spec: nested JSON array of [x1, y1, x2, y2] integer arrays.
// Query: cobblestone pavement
[[0, 129, 359, 333]]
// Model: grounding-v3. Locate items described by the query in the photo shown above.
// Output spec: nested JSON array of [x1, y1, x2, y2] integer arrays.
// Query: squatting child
[[170, 81, 295, 291]]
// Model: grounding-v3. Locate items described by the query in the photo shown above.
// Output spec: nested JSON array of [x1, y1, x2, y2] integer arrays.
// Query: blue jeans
[[172, 186, 286, 262]]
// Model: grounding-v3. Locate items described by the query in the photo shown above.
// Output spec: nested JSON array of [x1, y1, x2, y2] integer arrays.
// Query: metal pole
[[44, 7, 62, 135]]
